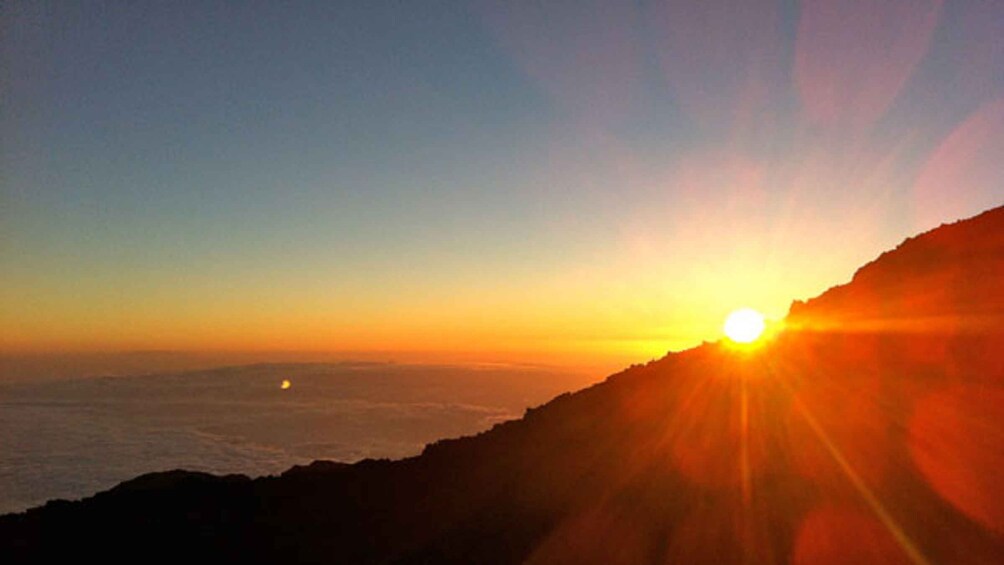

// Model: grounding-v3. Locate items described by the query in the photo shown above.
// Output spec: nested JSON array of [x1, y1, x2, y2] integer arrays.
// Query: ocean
[[0, 362, 591, 514]]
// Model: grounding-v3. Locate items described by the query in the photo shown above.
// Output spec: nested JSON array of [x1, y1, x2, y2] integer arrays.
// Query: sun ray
[[776, 370, 931, 565]]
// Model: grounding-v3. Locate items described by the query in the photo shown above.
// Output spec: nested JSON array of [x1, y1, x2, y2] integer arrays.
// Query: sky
[[2, 1, 1002, 373]]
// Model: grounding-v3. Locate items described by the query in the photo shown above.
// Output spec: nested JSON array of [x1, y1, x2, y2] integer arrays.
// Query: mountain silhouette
[[2, 207, 1002, 564]]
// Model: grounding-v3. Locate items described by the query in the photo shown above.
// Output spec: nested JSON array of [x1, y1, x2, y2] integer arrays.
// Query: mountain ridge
[[788, 206, 1004, 328]]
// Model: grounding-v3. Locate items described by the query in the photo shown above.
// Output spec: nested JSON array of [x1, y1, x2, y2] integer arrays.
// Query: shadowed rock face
[[2, 207, 1003, 564]]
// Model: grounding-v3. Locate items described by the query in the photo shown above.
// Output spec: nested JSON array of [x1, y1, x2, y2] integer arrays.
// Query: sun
[[724, 308, 766, 344]]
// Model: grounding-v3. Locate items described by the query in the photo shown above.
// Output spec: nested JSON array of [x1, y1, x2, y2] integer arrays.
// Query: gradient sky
[[2, 1, 1002, 372]]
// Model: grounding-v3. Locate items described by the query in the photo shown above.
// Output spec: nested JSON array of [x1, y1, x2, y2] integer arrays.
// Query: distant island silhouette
[[2, 206, 1002, 564]]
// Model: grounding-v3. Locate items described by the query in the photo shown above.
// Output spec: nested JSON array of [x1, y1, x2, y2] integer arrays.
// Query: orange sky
[[3, 2, 1002, 373]]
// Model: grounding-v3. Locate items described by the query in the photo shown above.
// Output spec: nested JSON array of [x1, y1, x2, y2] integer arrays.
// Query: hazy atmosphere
[[4, 1, 1002, 369], [2, 2, 1002, 564]]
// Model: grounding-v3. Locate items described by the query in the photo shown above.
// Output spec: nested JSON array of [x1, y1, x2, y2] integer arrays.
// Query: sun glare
[[724, 308, 766, 344]]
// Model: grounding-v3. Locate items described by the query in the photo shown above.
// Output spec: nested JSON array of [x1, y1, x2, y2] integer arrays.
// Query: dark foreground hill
[[2, 207, 1003, 564]]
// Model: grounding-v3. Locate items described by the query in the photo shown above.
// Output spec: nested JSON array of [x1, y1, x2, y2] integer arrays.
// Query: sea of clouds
[[0, 362, 590, 514]]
